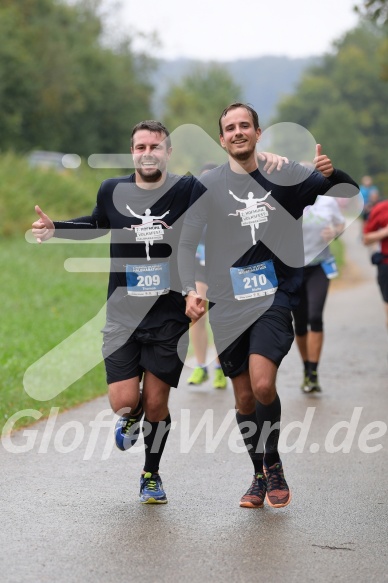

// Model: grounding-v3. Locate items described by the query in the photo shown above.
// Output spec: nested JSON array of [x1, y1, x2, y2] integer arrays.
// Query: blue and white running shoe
[[139, 472, 167, 504], [114, 394, 143, 451]]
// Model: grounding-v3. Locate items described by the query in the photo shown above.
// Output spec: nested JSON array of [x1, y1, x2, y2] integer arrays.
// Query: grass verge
[[1, 237, 109, 432]]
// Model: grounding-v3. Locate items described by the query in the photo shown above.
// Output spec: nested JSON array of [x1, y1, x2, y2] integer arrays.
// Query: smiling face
[[131, 129, 172, 184], [219, 106, 261, 163]]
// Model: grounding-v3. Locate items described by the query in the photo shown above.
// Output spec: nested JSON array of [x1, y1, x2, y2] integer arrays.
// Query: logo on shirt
[[124, 206, 172, 261], [228, 190, 276, 245]]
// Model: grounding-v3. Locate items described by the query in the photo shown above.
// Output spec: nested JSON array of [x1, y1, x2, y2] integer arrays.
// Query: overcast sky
[[101, 0, 361, 61]]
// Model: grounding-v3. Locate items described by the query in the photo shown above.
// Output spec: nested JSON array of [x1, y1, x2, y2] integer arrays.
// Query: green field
[[1, 237, 110, 432], [0, 154, 120, 431]]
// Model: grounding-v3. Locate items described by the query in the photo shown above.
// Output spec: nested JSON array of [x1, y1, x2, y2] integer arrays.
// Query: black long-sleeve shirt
[[53, 172, 204, 329], [178, 161, 359, 321]]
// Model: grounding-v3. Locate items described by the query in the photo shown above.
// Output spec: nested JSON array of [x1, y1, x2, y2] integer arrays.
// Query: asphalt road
[[1, 219, 387, 583]]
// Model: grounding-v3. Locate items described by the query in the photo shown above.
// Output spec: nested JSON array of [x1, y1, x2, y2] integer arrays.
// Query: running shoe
[[239, 473, 267, 508], [188, 366, 209, 385], [139, 472, 167, 504], [307, 371, 322, 393], [114, 393, 144, 451], [264, 461, 292, 508], [300, 373, 311, 393], [213, 368, 227, 389]]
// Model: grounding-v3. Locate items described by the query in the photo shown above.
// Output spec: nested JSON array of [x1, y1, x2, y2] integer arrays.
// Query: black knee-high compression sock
[[255, 394, 281, 468], [236, 410, 264, 474], [143, 414, 171, 474]]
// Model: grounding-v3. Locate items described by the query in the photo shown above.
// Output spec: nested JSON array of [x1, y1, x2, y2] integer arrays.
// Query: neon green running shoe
[[307, 371, 322, 393], [188, 366, 209, 385], [301, 372, 322, 394], [300, 374, 310, 393], [213, 367, 227, 389]]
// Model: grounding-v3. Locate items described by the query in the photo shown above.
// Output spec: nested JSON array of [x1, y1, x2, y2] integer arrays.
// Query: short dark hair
[[131, 120, 171, 149], [218, 103, 260, 135]]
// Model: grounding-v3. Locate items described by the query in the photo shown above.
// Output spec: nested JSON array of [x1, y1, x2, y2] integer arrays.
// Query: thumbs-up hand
[[313, 143, 334, 177], [32, 205, 55, 243]]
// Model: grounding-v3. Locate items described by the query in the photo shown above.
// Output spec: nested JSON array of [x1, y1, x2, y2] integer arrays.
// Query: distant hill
[[152, 55, 320, 125]]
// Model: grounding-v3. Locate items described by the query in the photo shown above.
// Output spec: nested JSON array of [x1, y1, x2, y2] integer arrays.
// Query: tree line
[[271, 21, 388, 190], [0, 0, 155, 156]]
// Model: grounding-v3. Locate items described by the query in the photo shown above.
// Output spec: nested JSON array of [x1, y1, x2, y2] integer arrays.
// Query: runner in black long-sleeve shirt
[[178, 103, 359, 509], [32, 121, 203, 504]]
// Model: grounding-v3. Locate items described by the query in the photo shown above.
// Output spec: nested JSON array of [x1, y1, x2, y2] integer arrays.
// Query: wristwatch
[[182, 286, 197, 297]]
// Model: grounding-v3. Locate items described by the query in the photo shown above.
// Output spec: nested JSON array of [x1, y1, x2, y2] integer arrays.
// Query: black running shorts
[[102, 319, 190, 387], [213, 306, 295, 378], [292, 264, 330, 335], [377, 264, 388, 303]]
